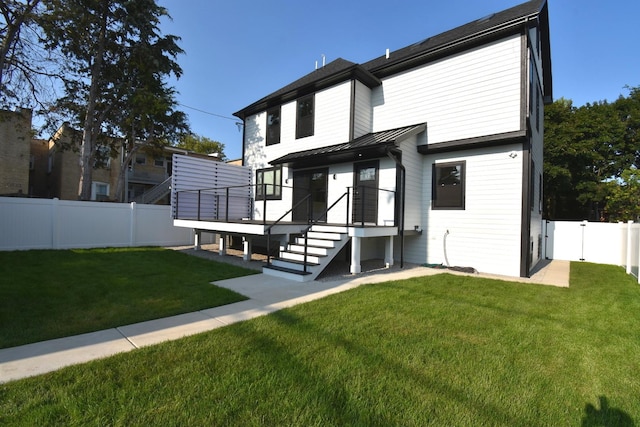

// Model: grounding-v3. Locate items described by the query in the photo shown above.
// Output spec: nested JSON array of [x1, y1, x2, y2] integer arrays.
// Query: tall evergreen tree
[[40, 0, 188, 200]]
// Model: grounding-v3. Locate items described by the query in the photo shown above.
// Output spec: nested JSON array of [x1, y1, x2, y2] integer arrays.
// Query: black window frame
[[256, 165, 282, 201], [296, 94, 314, 139], [266, 106, 281, 146], [432, 161, 465, 210]]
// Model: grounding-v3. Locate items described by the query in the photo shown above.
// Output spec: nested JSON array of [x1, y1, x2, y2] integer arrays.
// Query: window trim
[[256, 165, 282, 201], [266, 106, 281, 146], [91, 181, 110, 201], [432, 161, 466, 210], [296, 94, 314, 139]]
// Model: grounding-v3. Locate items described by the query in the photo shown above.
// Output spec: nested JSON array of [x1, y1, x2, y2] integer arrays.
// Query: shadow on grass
[[582, 396, 634, 426], [263, 308, 531, 425]]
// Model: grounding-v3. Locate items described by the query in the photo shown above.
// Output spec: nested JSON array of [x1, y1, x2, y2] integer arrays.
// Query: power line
[[178, 103, 240, 122]]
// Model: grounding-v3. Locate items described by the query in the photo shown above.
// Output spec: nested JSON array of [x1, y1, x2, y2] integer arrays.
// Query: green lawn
[[2, 262, 639, 425], [0, 247, 255, 348]]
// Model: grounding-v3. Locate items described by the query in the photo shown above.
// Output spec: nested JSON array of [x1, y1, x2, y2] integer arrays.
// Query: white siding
[[398, 132, 426, 232], [254, 81, 353, 168], [372, 35, 523, 143], [404, 144, 524, 277], [353, 80, 372, 139]]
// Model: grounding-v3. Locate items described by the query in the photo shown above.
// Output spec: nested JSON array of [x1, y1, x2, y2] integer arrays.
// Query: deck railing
[[174, 184, 396, 227]]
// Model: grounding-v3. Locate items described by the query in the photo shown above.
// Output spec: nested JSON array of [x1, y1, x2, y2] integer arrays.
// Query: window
[[91, 181, 110, 201], [135, 154, 146, 165], [93, 145, 111, 168], [256, 166, 282, 200], [296, 94, 314, 139], [432, 161, 465, 209], [266, 106, 281, 145], [154, 157, 164, 167]]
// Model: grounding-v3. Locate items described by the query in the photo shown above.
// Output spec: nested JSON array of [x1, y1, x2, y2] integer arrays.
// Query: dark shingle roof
[[234, 59, 380, 120], [363, 0, 547, 75], [270, 123, 427, 167], [234, 0, 551, 119]]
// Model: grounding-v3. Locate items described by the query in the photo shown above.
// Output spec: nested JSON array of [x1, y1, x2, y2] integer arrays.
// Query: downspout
[[386, 148, 405, 268]]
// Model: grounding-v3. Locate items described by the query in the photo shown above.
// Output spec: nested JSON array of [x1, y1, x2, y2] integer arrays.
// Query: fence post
[[51, 198, 59, 249], [627, 221, 633, 274], [129, 202, 137, 247], [637, 225, 640, 285]]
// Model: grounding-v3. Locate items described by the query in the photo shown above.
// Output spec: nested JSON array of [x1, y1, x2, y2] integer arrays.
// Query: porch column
[[218, 233, 227, 256], [350, 236, 362, 274], [385, 236, 394, 268], [194, 230, 202, 251], [242, 236, 252, 262]]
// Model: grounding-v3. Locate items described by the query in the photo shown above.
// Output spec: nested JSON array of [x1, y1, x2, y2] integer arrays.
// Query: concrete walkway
[[0, 260, 569, 384]]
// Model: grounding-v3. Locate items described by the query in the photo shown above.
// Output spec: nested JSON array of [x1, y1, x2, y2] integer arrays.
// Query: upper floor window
[[296, 94, 314, 139], [266, 107, 281, 145], [432, 161, 465, 210], [93, 145, 111, 169], [135, 154, 146, 165], [256, 165, 282, 200]]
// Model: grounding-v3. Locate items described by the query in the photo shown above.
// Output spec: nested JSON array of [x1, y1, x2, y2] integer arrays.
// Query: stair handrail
[[298, 191, 350, 273], [265, 193, 311, 266], [134, 176, 172, 204]]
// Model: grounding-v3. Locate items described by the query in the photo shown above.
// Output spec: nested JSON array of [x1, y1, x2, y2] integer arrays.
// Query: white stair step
[[311, 225, 348, 234], [279, 251, 323, 264], [296, 238, 336, 248], [288, 244, 329, 256], [306, 231, 342, 240]]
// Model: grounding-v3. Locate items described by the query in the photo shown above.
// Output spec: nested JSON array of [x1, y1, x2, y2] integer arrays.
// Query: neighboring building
[[175, 0, 553, 280], [29, 138, 51, 197], [42, 124, 220, 203], [46, 123, 122, 201], [0, 108, 32, 196]]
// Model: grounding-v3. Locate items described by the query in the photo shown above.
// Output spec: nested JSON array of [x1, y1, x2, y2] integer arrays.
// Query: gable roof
[[233, 58, 381, 120], [234, 0, 551, 120]]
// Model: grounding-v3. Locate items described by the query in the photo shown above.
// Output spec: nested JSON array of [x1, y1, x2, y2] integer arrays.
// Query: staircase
[[132, 177, 172, 204], [263, 225, 350, 282]]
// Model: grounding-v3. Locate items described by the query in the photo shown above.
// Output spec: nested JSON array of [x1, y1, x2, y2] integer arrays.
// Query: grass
[[0, 247, 255, 348], [2, 262, 640, 425]]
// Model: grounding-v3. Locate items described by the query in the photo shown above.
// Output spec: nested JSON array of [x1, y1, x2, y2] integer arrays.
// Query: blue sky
[[158, 0, 640, 160]]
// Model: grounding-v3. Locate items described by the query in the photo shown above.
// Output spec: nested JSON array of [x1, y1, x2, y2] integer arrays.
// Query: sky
[[158, 0, 640, 161]]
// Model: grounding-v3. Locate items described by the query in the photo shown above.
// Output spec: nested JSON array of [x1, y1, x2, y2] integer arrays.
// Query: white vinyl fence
[[0, 197, 210, 251], [545, 220, 640, 283]]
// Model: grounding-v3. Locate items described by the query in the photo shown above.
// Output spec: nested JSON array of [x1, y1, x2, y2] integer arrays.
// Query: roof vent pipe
[[386, 48, 390, 59], [322, 54, 325, 67]]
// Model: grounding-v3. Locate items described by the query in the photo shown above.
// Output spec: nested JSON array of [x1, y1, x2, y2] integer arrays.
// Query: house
[[172, 0, 552, 280], [0, 108, 32, 196], [43, 123, 219, 203]]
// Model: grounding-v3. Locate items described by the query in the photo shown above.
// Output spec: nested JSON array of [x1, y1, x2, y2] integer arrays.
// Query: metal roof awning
[[270, 123, 427, 168]]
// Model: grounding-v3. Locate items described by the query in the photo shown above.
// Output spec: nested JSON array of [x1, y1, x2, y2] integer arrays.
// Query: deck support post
[[385, 236, 394, 268], [194, 230, 202, 251], [242, 236, 252, 261], [350, 236, 362, 274], [218, 233, 227, 256]]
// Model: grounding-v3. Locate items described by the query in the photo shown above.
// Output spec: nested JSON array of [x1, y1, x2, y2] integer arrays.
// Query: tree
[[605, 167, 640, 222], [175, 134, 227, 160], [0, 0, 57, 108], [40, 0, 188, 200], [544, 96, 630, 220]]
